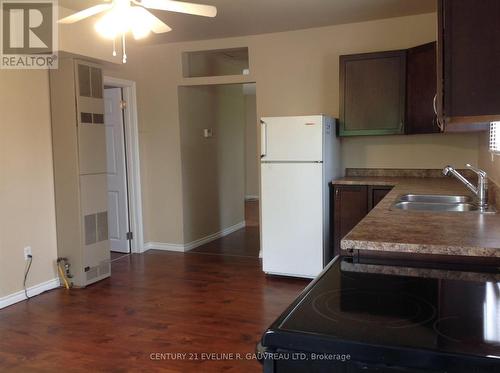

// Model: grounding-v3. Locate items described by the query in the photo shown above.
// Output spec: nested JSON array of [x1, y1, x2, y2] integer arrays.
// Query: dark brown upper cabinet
[[340, 50, 407, 136], [406, 42, 440, 135], [437, 0, 500, 131]]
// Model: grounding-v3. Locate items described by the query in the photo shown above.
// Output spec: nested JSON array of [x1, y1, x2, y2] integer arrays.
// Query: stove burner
[[312, 289, 437, 329]]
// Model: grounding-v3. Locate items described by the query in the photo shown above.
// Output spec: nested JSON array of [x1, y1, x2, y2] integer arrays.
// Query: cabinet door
[[439, 0, 500, 126], [406, 42, 440, 135], [332, 185, 368, 257], [368, 186, 392, 210], [340, 50, 406, 136]]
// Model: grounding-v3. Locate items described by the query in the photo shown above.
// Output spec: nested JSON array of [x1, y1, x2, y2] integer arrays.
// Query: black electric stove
[[260, 257, 500, 372]]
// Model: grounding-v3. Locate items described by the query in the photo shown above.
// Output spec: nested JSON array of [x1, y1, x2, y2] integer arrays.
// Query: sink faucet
[[442, 164, 488, 210]]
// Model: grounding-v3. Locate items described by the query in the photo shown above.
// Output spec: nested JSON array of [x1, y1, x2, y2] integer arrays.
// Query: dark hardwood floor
[[190, 227, 260, 258], [244, 200, 259, 228], [191, 200, 260, 258], [0, 249, 308, 372], [111, 251, 130, 261]]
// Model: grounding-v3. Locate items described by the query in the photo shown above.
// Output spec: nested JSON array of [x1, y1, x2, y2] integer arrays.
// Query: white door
[[260, 116, 324, 162], [261, 162, 323, 278], [104, 88, 130, 253]]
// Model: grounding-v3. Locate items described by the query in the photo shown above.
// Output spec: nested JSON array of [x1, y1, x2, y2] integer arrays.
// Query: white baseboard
[[144, 241, 185, 252], [0, 278, 60, 310], [245, 195, 259, 201], [145, 221, 246, 253]]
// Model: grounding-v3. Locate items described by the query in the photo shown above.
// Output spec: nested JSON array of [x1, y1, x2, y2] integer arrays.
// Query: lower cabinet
[[330, 184, 393, 259]]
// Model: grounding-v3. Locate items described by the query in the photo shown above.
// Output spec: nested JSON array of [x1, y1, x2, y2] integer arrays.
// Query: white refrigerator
[[260, 115, 341, 278]]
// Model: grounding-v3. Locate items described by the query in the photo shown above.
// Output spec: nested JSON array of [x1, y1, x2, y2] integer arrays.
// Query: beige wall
[[1, 11, 486, 298], [342, 133, 480, 169], [478, 131, 500, 185], [0, 71, 58, 297], [104, 52, 186, 245], [245, 94, 259, 197], [214, 85, 246, 231], [74, 12, 481, 246], [58, 6, 122, 64], [178, 85, 217, 242], [178, 84, 246, 243]]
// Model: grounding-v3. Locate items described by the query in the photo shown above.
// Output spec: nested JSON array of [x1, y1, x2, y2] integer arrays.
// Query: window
[[490, 122, 500, 154], [182, 47, 249, 78]]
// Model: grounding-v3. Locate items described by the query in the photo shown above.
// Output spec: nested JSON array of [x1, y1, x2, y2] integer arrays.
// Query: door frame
[[103, 76, 144, 254]]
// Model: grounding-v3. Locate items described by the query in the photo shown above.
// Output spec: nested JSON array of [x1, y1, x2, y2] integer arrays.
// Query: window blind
[[491, 122, 500, 154]]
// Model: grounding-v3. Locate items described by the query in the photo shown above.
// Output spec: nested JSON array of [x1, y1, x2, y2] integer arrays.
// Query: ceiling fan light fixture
[[95, 7, 130, 39], [60, 0, 217, 63]]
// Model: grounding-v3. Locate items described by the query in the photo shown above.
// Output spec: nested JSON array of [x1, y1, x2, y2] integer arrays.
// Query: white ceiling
[[59, 0, 436, 44]]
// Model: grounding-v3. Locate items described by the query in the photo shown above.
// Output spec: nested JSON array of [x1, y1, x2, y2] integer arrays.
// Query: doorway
[[104, 87, 130, 258], [177, 83, 259, 257], [103, 77, 144, 258]]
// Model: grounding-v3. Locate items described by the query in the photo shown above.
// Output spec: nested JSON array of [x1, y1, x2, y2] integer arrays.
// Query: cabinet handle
[[260, 120, 267, 158], [433, 93, 445, 132]]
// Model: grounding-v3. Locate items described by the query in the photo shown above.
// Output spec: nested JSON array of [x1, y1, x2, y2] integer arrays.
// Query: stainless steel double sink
[[392, 194, 496, 213]]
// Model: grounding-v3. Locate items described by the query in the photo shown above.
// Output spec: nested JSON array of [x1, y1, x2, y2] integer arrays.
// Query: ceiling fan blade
[[58, 4, 113, 24], [138, 0, 217, 18], [149, 16, 172, 33], [134, 7, 172, 33]]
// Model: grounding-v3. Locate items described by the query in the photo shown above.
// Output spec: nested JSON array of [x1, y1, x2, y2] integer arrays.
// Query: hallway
[[191, 200, 260, 258]]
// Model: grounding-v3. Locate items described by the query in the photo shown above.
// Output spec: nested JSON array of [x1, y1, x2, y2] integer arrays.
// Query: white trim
[[490, 122, 500, 155], [145, 221, 246, 253], [245, 195, 259, 201], [144, 242, 186, 252], [0, 278, 60, 310], [104, 76, 145, 254]]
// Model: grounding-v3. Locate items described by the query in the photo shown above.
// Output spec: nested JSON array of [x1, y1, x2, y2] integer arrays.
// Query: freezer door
[[261, 116, 324, 162], [261, 163, 323, 278]]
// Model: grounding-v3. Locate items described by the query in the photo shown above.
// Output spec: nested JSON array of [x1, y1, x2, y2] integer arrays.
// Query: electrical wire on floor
[[23, 255, 33, 300], [58, 264, 70, 289], [57, 260, 70, 290]]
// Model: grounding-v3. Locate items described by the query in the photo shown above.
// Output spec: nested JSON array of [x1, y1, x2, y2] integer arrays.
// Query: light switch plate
[[24, 246, 32, 260], [203, 128, 213, 138]]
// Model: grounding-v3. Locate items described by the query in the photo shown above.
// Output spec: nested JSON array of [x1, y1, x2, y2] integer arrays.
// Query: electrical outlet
[[24, 246, 32, 260]]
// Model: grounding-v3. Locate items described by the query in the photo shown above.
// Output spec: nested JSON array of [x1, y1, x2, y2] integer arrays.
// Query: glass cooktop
[[262, 257, 500, 369]]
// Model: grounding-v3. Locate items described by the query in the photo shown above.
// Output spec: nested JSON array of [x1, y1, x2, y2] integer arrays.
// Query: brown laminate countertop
[[333, 176, 500, 258]]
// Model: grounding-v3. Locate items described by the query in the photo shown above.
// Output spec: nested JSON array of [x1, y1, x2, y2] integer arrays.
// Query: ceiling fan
[[59, 0, 217, 63]]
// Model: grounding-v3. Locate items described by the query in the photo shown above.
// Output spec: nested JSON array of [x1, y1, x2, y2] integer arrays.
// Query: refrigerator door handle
[[260, 120, 267, 158]]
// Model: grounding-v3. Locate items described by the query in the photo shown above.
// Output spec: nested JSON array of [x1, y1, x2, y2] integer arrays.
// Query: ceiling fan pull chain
[[112, 38, 117, 57], [122, 34, 127, 64]]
